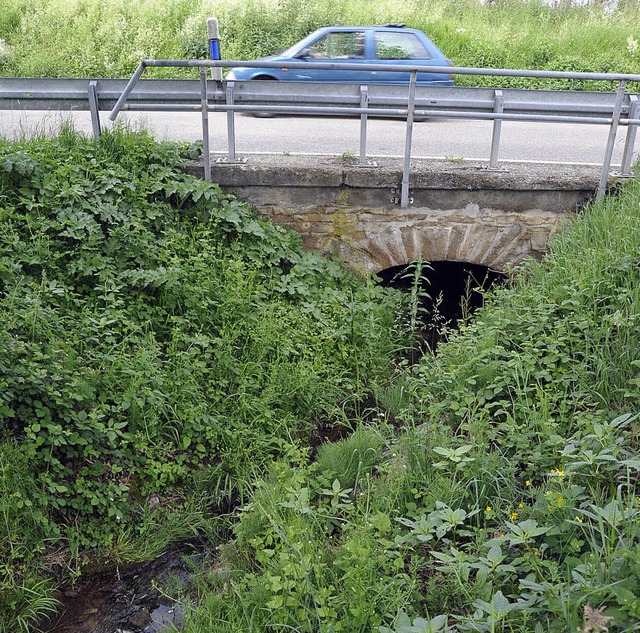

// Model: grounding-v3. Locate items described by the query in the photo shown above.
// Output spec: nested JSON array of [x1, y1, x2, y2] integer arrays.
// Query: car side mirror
[[294, 48, 310, 59]]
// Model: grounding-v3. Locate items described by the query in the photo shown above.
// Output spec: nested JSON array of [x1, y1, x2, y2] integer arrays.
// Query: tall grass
[[0, 0, 639, 87], [0, 443, 60, 632]]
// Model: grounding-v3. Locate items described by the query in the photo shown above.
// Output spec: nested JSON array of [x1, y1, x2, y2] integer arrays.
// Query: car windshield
[[305, 31, 365, 59]]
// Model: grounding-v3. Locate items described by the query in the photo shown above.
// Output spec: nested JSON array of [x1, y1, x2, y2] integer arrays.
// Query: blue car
[[226, 24, 453, 86]]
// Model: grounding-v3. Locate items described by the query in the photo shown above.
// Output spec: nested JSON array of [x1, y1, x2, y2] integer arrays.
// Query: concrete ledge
[[185, 154, 605, 212]]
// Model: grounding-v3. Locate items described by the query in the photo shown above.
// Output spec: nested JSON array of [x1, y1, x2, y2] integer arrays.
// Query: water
[[40, 549, 190, 633]]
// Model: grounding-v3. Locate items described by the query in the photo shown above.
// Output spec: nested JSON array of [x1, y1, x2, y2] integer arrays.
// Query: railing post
[[598, 79, 627, 199], [400, 71, 417, 208], [489, 89, 504, 169], [359, 85, 369, 165], [621, 94, 638, 176], [199, 67, 211, 182], [226, 81, 237, 161], [87, 80, 101, 139]]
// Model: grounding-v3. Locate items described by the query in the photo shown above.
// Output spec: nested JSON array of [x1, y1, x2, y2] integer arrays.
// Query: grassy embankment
[[1, 128, 639, 632], [0, 0, 639, 89], [181, 178, 640, 632]]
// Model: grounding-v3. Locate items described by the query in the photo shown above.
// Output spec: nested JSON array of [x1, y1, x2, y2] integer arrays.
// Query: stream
[[40, 548, 192, 633]]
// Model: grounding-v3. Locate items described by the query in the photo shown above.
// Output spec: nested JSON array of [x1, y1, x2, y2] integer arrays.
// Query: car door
[[284, 30, 374, 83]]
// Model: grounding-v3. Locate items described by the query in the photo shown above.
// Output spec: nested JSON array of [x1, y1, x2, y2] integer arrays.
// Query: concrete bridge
[[188, 155, 604, 277]]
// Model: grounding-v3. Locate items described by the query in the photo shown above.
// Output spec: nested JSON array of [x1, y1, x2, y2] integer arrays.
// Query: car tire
[[249, 76, 277, 118]]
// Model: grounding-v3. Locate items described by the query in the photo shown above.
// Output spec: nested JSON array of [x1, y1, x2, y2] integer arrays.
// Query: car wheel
[[250, 75, 277, 118]]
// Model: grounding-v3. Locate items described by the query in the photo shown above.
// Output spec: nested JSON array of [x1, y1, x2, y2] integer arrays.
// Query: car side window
[[375, 32, 430, 60], [307, 31, 365, 59]]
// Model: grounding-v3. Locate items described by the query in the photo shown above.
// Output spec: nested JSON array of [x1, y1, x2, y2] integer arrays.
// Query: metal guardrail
[[2, 59, 640, 207]]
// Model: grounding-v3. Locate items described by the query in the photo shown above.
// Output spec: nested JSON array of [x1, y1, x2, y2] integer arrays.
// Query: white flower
[[0, 39, 15, 67]]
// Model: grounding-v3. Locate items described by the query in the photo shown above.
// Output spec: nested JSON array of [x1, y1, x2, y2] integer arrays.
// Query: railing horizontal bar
[[119, 102, 627, 126], [211, 103, 617, 125], [141, 58, 640, 82], [120, 104, 204, 111]]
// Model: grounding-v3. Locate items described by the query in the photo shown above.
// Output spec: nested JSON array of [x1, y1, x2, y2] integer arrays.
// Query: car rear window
[[374, 32, 430, 60]]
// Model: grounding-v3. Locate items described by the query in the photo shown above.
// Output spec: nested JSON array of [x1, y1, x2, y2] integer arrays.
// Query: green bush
[[0, 125, 404, 532], [174, 178, 640, 632]]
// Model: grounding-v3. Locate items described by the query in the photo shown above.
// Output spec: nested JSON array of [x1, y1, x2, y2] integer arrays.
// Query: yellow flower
[[574, 516, 583, 523], [518, 502, 525, 509], [556, 496, 564, 505], [510, 512, 519, 521], [525, 480, 531, 487], [485, 506, 492, 512]]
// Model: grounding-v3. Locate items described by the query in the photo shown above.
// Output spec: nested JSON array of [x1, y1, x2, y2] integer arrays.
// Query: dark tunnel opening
[[377, 260, 507, 353]]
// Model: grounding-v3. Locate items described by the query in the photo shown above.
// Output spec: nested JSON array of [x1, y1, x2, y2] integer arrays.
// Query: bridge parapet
[[186, 156, 605, 275]]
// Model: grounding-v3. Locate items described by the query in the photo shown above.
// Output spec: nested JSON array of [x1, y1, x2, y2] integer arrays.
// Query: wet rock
[[144, 604, 186, 632], [128, 608, 151, 630]]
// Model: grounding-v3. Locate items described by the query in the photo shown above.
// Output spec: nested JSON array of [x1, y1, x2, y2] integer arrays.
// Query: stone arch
[[319, 204, 570, 276]]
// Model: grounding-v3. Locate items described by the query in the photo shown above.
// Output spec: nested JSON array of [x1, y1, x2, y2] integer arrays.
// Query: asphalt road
[[1, 109, 636, 167]]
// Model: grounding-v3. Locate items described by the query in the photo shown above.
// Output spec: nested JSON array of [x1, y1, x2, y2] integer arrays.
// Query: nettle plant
[[0, 127, 405, 545]]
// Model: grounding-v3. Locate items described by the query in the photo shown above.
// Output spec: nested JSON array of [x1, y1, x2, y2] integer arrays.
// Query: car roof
[[307, 25, 429, 40], [317, 24, 418, 32]]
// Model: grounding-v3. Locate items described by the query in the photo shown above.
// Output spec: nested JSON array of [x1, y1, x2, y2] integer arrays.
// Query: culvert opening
[[377, 260, 507, 353]]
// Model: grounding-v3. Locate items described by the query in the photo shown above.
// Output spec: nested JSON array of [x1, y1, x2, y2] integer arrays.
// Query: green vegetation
[[0, 0, 639, 88], [171, 175, 640, 632], [1, 123, 639, 631], [0, 126, 405, 631]]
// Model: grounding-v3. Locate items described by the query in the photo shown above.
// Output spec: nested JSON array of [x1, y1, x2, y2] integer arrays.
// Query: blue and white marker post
[[207, 18, 222, 81]]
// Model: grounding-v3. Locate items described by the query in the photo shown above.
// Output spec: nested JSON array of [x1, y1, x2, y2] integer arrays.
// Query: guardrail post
[[227, 81, 236, 161], [216, 81, 245, 164], [87, 81, 101, 139], [199, 67, 211, 182], [621, 95, 638, 176], [358, 85, 376, 168], [597, 79, 627, 199], [400, 71, 417, 208], [489, 89, 504, 170]]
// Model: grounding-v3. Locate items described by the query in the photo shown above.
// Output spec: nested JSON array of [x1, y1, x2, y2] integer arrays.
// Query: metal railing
[[3, 59, 640, 207]]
